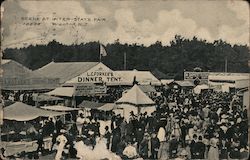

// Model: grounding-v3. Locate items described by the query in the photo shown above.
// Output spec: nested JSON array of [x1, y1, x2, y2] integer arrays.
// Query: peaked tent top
[[116, 84, 155, 106]]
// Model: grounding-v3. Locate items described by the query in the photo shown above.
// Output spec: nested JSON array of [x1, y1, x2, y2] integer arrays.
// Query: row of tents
[[3, 85, 156, 122]]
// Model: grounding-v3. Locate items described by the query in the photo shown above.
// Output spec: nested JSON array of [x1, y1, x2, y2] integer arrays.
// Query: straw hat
[[221, 118, 227, 123], [88, 130, 94, 135], [220, 125, 228, 132], [179, 149, 188, 156], [210, 138, 218, 147], [221, 114, 229, 119], [60, 129, 66, 133], [185, 135, 191, 141], [216, 121, 222, 125], [236, 117, 242, 123]]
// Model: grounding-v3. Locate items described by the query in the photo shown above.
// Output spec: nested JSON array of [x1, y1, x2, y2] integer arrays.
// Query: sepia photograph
[[0, 0, 249, 159]]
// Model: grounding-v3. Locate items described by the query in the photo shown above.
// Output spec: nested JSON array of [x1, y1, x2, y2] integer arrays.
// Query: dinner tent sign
[[66, 63, 123, 84]]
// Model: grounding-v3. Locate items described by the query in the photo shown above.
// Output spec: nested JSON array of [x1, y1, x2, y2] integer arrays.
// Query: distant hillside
[[3, 35, 249, 80]]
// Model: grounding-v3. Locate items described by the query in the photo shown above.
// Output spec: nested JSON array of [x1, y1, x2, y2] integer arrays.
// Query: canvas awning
[[116, 84, 155, 106], [174, 81, 195, 87], [45, 87, 75, 97], [78, 101, 114, 111], [78, 100, 105, 109], [193, 84, 209, 94], [3, 102, 66, 121], [98, 103, 115, 111], [138, 85, 156, 93], [41, 105, 81, 111], [32, 93, 64, 102]]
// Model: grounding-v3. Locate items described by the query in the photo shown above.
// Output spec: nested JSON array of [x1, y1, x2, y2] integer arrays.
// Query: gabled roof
[[1, 59, 60, 90], [1, 59, 42, 78], [172, 80, 195, 87], [36, 61, 99, 83], [116, 84, 155, 106]]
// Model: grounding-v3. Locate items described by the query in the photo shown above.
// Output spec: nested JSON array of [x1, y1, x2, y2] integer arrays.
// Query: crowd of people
[[0, 86, 249, 160]]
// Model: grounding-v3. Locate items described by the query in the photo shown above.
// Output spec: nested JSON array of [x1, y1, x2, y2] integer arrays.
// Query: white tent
[[115, 84, 155, 121], [3, 102, 66, 121], [45, 86, 75, 97], [193, 84, 209, 94], [115, 69, 161, 86]]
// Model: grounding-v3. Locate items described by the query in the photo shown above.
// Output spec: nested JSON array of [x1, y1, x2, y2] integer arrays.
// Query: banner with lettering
[[75, 84, 107, 96], [66, 63, 130, 85]]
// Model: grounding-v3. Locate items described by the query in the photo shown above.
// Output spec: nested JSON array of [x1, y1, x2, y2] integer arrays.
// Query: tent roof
[[45, 87, 75, 97], [78, 101, 114, 111], [2, 59, 11, 65], [194, 84, 209, 89], [173, 81, 195, 87], [33, 93, 64, 102], [116, 84, 155, 106], [193, 84, 209, 94], [161, 79, 174, 85], [138, 85, 156, 93], [1, 59, 60, 90], [2, 59, 43, 78], [41, 105, 81, 111], [208, 75, 249, 81], [36, 61, 99, 84], [151, 68, 169, 79], [98, 103, 115, 111], [114, 70, 161, 85], [78, 100, 105, 109], [3, 102, 65, 121]]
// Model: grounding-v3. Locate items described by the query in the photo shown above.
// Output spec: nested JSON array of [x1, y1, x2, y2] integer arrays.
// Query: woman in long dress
[[74, 138, 93, 159], [208, 138, 219, 160], [172, 120, 181, 141], [55, 132, 68, 160]]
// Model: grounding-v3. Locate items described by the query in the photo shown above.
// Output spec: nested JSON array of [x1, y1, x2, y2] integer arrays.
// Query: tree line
[[3, 35, 249, 80]]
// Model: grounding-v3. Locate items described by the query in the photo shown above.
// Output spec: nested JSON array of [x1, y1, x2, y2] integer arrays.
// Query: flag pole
[[99, 45, 102, 62]]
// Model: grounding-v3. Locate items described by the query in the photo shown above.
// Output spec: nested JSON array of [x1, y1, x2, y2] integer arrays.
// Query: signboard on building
[[184, 72, 209, 84], [75, 84, 107, 96], [66, 63, 123, 84]]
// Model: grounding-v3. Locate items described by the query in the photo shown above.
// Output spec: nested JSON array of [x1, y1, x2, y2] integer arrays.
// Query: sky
[[1, 0, 249, 49]]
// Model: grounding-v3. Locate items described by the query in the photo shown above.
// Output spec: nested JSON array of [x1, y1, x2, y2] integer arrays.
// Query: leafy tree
[[3, 35, 249, 79]]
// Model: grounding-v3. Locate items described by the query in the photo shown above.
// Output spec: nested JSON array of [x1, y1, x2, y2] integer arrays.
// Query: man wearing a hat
[[139, 133, 150, 159], [150, 133, 160, 159], [104, 126, 111, 150], [169, 135, 179, 159], [194, 136, 206, 159], [175, 149, 188, 160]]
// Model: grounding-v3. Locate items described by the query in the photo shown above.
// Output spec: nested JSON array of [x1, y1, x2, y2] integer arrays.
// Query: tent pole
[[0, 125, 2, 143]]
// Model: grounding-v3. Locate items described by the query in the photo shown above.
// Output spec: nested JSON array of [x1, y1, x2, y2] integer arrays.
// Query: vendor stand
[[1, 102, 66, 157]]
